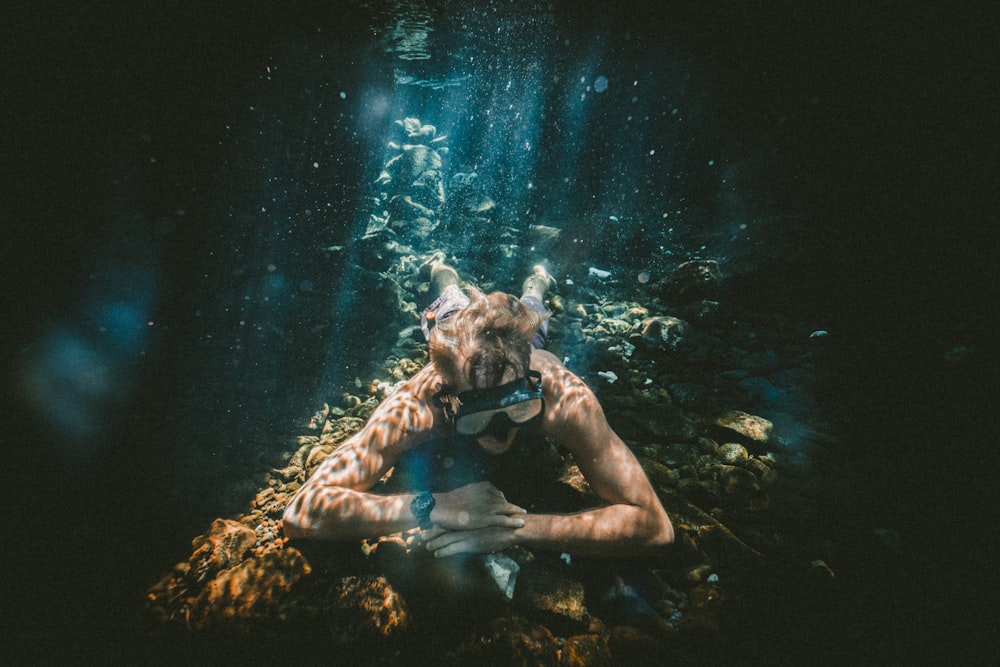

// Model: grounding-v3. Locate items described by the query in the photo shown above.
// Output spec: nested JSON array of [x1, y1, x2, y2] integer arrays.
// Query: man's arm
[[426, 434, 673, 558], [426, 352, 674, 557], [282, 367, 526, 541], [508, 432, 674, 557], [281, 378, 433, 541]]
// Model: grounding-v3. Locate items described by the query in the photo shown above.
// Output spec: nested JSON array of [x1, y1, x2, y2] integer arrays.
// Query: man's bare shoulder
[[530, 348, 587, 391], [531, 349, 604, 429], [389, 361, 445, 401], [529, 348, 567, 372], [359, 362, 447, 450]]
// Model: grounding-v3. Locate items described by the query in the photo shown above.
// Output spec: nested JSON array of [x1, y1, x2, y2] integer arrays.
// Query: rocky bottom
[[139, 247, 904, 664]]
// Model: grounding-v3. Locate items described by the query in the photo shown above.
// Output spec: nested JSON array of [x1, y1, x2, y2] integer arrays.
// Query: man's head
[[429, 288, 546, 453], [429, 287, 544, 391]]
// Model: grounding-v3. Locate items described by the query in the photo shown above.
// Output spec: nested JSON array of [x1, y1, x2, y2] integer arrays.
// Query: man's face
[[448, 359, 522, 455], [475, 421, 520, 455]]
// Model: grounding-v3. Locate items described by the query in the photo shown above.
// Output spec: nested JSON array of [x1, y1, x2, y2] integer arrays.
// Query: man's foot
[[521, 264, 556, 300], [419, 251, 460, 295], [417, 250, 447, 280]]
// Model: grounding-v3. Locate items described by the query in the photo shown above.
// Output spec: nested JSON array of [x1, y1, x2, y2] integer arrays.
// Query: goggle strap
[[432, 387, 457, 421], [525, 369, 541, 390], [436, 372, 543, 426]]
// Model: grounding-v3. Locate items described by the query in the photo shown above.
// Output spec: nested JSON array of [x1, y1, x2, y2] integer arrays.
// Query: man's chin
[[476, 432, 516, 455]]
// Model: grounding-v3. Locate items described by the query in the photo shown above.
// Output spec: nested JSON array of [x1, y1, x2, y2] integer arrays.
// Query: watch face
[[412, 492, 435, 528]]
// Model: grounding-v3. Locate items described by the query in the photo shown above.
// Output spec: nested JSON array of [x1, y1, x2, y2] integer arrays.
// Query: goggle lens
[[446, 371, 544, 436], [454, 397, 543, 435]]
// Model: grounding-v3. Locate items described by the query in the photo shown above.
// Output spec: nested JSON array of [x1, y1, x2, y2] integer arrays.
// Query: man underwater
[[282, 255, 673, 558]]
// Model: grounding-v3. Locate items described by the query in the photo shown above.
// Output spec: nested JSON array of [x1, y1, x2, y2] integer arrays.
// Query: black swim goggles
[[435, 370, 545, 436]]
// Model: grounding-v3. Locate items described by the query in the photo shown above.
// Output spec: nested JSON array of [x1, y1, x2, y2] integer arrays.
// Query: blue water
[[5, 1, 991, 663]]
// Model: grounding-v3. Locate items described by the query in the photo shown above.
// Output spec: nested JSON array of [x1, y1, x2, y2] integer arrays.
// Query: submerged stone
[[715, 410, 773, 442], [187, 518, 257, 585], [190, 549, 310, 629], [663, 259, 722, 301], [561, 634, 614, 667], [668, 382, 706, 408], [640, 315, 690, 350], [455, 615, 559, 665], [718, 443, 749, 464], [514, 560, 587, 632]]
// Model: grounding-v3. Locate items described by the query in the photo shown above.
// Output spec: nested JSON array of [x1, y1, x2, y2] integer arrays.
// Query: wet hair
[[429, 287, 546, 388]]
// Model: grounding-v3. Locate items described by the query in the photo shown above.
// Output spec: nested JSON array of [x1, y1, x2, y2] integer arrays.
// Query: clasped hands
[[420, 481, 526, 558]]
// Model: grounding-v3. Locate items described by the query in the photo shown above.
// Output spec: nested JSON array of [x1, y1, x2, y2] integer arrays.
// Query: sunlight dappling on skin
[[119, 3, 928, 663]]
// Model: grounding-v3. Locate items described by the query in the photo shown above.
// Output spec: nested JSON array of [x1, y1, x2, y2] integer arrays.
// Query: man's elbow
[[645, 511, 675, 548], [281, 498, 307, 540], [655, 517, 675, 546]]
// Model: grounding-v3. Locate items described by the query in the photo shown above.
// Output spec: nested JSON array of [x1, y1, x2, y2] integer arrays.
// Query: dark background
[[3, 1, 995, 661]]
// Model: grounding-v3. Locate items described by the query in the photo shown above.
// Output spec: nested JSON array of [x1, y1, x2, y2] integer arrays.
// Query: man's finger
[[433, 538, 472, 558], [508, 504, 527, 515], [425, 530, 462, 552], [491, 514, 526, 528], [422, 525, 446, 540]]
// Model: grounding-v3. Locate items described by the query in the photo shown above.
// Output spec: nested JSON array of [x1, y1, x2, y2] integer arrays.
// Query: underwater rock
[[710, 464, 769, 512], [253, 487, 291, 519], [682, 563, 715, 585], [599, 573, 676, 637], [676, 479, 722, 512], [744, 456, 774, 481], [388, 193, 438, 220], [187, 518, 257, 585], [608, 625, 661, 666], [514, 560, 588, 634], [679, 582, 726, 634], [588, 267, 611, 279], [397, 117, 440, 141], [558, 462, 595, 497], [455, 615, 559, 666], [615, 408, 702, 444], [667, 382, 707, 409], [718, 443, 749, 464], [526, 224, 561, 244], [190, 549, 310, 629], [640, 316, 690, 350], [446, 170, 496, 218], [380, 144, 445, 206], [663, 259, 722, 301], [596, 370, 618, 383], [326, 574, 412, 643], [638, 457, 680, 490], [484, 552, 521, 601], [274, 439, 335, 483], [715, 410, 773, 442], [455, 190, 496, 214], [561, 634, 614, 667]]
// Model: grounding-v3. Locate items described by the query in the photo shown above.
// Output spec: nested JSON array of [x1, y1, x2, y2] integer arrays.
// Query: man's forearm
[[512, 504, 673, 557], [282, 486, 421, 541]]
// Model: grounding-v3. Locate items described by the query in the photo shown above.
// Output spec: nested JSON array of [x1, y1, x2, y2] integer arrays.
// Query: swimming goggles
[[435, 370, 545, 436]]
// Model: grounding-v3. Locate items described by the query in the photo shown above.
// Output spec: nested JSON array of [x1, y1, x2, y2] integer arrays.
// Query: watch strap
[[410, 491, 435, 529]]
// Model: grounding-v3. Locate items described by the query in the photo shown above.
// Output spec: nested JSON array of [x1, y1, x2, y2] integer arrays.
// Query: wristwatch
[[410, 491, 436, 529]]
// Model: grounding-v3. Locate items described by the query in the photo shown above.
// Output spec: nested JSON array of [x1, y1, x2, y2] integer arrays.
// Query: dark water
[[4, 1, 994, 662]]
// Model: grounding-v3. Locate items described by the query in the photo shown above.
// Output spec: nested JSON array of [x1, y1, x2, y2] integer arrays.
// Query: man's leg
[[520, 264, 555, 349], [420, 252, 469, 341], [422, 251, 460, 298], [521, 264, 555, 302]]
